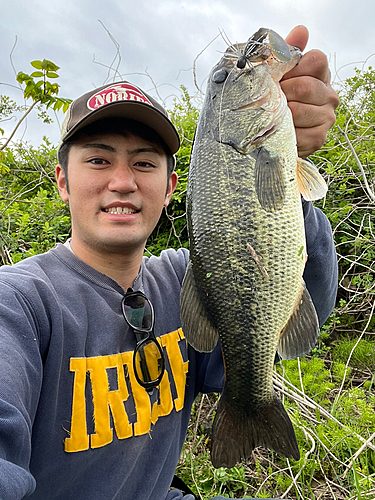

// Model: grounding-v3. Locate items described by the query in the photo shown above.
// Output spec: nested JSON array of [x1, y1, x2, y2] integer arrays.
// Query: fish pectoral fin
[[255, 147, 286, 212], [297, 158, 328, 201], [277, 281, 319, 360], [180, 261, 219, 352], [210, 390, 300, 468]]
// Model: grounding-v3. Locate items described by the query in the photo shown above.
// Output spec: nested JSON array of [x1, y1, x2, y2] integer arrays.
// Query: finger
[[281, 75, 339, 107], [284, 25, 309, 51], [289, 99, 337, 158], [282, 49, 331, 84], [295, 124, 331, 158], [288, 101, 337, 131]]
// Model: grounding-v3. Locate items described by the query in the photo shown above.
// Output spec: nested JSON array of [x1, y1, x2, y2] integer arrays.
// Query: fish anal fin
[[297, 158, 328, 201], [255, 147, 286, 212], [277, 281, 319, 360], [210, 390, 300, 468], [180, 261, 219, 352]]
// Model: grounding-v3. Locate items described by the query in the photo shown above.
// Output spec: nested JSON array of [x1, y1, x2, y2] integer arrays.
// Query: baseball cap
[[58, 81, 180, 154]]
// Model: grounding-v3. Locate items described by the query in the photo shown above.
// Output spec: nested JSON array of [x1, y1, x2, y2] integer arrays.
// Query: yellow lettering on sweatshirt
[[87, 354, 132, 449], [64, 357, 90, 452], [150, 329, 188, 422], [64, 329, 189, 453], [162, 329, 189, 412]]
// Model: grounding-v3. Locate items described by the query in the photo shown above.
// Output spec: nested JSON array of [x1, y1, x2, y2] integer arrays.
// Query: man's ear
[[164, 171, 178, 207], [56, 165, 69, 202]]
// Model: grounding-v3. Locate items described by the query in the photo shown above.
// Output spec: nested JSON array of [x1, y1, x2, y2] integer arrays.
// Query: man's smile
[[103, 206, 139, 215]]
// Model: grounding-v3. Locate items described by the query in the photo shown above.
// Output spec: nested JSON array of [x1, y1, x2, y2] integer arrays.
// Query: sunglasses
[[121, 289, 165, 393]]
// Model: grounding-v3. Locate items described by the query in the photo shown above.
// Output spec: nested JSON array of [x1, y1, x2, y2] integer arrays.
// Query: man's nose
[[107, 164, 137, 192]]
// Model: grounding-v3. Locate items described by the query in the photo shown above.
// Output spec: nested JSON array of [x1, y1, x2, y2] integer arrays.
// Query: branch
[[338, 124, 375, 202], [333, 298, 375, 408], [96, 20, 122, 82], [273, 370, 375, 452], [343, 431, 375, 478], [192, 32, 221, 95], [0, 100, 39, 151]]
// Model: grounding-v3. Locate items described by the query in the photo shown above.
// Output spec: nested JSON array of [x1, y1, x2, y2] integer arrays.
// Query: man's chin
[[92, 237, 148, 255]]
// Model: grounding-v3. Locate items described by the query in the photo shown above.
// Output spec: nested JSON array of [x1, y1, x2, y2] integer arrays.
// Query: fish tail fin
[[210, 390, 300, 468]]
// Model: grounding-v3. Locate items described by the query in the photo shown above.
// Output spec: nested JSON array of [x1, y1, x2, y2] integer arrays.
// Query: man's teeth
[[104, 207, 137, 214]]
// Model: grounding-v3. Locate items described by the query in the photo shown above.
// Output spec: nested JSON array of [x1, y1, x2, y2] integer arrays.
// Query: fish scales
[[190, 137, 303, 398], [181, 29, 327, 468]]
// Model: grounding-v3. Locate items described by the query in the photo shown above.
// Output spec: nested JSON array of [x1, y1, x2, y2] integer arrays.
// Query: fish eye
[[212, 69, 228, 84]]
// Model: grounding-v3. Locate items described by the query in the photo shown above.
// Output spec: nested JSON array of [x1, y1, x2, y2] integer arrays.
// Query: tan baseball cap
[[58, 81, 180, 154]]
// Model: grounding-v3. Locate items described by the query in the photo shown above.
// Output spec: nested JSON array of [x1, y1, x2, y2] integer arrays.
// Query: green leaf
[[30, 71, 44, 78], [43, 96, 55, 108], [52, 100, 63, 111], [16, 71, 32, 84], [24, 81, 36, 96], [30, 60, 43, 69], [46, 72, 59, 79], [43, 60, 60, 71]]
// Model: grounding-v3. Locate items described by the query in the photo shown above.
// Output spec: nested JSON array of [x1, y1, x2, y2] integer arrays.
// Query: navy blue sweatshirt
[[0, 202, 337, 499]]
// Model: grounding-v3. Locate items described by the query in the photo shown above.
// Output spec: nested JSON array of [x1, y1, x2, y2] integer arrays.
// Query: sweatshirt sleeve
[[0, 280, 43, 499], [302, 200, 338, 326]]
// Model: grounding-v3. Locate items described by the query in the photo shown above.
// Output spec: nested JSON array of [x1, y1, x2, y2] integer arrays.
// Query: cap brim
[[62, 100, 180, 155]]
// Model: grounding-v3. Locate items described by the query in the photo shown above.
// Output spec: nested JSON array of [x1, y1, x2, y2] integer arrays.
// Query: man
[[0, 27, 338, 499]]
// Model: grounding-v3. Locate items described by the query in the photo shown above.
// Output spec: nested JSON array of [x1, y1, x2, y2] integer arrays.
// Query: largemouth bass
[[180, 28, 328, 468]]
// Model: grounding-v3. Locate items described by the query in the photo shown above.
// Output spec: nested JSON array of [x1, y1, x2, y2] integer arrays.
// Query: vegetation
[[1, 59, 375, 499]]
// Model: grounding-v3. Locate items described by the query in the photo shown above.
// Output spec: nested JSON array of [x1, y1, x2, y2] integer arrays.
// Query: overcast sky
[[1, 0, 375, 146]]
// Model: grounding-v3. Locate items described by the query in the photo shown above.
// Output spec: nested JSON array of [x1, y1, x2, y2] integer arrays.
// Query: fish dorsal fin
[[277, 281, 319, 360], [180, 261, 219, 352], [297, 158, 328, 201], [254, 147, 286, 212]]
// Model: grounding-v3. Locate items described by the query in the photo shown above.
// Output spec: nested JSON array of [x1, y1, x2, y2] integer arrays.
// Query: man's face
[[56, 132, 177, 257]]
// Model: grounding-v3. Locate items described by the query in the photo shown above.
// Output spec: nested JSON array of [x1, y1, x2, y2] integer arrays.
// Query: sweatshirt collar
[[54, 242, 143, 294]]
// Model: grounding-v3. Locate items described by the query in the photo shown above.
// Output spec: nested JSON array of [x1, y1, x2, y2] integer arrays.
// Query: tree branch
[[338, 124, 375, 202], [0, 100, 39, 151]]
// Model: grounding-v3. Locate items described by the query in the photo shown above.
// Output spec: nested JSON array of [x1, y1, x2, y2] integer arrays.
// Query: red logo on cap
[[87, 83, 153, 110]]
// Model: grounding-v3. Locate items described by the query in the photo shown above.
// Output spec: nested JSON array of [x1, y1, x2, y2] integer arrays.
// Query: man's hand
[[281, 25, 339, 158]]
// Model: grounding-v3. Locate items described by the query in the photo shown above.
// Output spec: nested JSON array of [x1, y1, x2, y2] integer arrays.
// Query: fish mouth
[[251, 125, 276, 144], [233, 93, 271, 111], [218, 124, 277, 154]]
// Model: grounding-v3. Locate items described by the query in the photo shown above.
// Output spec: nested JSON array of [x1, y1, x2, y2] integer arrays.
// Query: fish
[[180, 28, 328, 469]]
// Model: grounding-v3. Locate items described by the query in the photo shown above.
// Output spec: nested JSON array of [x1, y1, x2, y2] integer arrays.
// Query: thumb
[[284, 25, 309, 51]]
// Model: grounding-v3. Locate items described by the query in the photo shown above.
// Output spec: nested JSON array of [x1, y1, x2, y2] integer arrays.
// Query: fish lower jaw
[[251, 125, 276, 144]]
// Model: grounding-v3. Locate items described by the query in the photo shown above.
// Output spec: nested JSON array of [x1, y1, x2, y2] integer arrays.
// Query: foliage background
[[1, 61, 375, 499]]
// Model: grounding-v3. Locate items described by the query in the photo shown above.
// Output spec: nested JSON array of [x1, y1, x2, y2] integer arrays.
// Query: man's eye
[[135, 161, 155, 168], [89, 158, 108, 165]]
